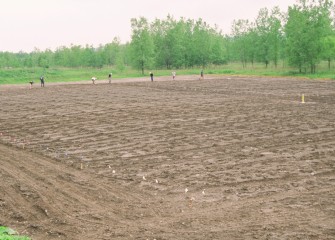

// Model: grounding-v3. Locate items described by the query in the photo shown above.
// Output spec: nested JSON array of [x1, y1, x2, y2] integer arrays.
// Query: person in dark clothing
[[150, 72, 154, 82], [108, 73, 112, 84], [200, 69, 204, 80], [29, 81, 34, 89], [40, 76, 45, 87]]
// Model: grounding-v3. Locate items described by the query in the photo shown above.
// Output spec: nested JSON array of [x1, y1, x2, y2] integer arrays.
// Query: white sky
[[0, 0, 297, 53]]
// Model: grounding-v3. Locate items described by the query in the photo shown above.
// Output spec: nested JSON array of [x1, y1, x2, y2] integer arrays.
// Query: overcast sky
[[0, 0, 297, 53]]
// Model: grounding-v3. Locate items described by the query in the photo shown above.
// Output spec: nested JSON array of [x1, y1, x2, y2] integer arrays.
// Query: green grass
[[0, 226, 31, 240], [0, 66, 144, 85], [0, 62, 334, 85], [204, 62, 335, 80]]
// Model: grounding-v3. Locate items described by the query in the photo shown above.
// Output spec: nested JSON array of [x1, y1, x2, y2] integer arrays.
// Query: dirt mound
[[0, 76, 334, 239]]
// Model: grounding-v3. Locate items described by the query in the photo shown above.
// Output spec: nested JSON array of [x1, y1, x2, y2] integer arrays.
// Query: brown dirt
[[0, 75, 334, 240]]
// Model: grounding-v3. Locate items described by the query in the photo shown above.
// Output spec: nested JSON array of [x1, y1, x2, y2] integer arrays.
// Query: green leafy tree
[[54, 46, 69, 66], [37, 49, 53, 69], [255, 7, 284, 68], [285, 0, 333, 73], [268, 7, 284, 67], [322, 35, 335, 69], [129, 17, 154, 75], [170, 18, 189, 68], [68, 45, 80, 67], [0, 52, 21, 67], [231, 19, 255, 67], [255, 8, 271, 67], [103, 37, 121, 66], [151, 18, 169, 68]]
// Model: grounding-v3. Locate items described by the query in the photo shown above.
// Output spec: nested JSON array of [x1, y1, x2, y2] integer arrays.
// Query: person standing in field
[[91, 77, 97, 84], [29, 81, 34, 89], [150, 72, 154, 82], [40, 76, 45, 87], [108, 73, 112, 84], [172, 71, 176, 80], [200, 69, 204, 80]]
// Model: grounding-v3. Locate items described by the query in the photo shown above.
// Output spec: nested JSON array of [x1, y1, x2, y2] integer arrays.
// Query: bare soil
[[0, 75, 334, 240]]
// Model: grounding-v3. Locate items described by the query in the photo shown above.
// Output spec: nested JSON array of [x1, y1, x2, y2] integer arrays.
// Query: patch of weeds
[[0, 226, 31, 240]]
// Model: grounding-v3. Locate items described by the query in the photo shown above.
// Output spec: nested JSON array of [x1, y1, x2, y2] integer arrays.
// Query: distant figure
[[200, 69, 204, 80], [172, 71, 176, 80], [91, 77, 97, 84], [29, 81, 34, 89], [40, 76, 45, 87], [150, 72, 154, 82], [108, 73, 112, 84]]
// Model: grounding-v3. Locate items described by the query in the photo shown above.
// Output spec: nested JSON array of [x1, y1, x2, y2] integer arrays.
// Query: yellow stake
[[301, 94, 305, 103]]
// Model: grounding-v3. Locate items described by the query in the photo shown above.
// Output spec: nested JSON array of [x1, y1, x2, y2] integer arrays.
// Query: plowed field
[[0, 76, 334, 239]]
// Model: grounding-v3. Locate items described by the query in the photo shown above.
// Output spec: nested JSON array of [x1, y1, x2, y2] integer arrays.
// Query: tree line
[[1, 0, 334, 74]]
